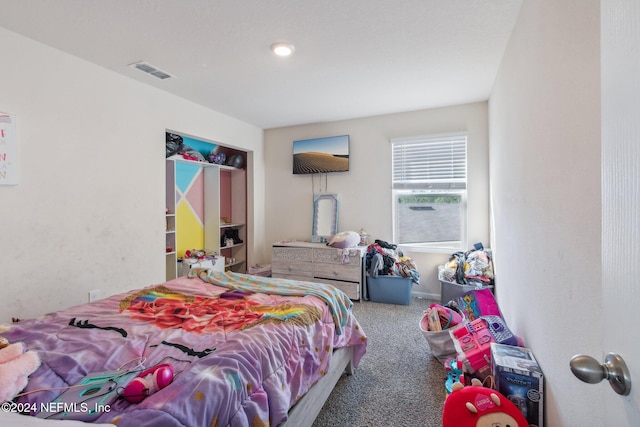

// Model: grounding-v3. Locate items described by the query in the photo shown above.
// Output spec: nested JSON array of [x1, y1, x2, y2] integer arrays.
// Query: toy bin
[[419, 314, 457, 362], [367, 275, 412, 305], [440, 279, 493, 305]]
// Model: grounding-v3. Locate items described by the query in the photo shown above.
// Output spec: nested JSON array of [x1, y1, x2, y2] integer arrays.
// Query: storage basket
[[419, 313, 459, 363]]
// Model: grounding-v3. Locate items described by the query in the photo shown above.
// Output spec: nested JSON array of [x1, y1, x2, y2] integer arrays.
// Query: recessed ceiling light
[[270, 42, 295, 57]]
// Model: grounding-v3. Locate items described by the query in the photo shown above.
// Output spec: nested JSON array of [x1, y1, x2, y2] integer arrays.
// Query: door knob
[[570, 352, 631, 395]]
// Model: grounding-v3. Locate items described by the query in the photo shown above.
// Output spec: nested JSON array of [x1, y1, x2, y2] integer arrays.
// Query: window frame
[[391, 132, 468, 253]]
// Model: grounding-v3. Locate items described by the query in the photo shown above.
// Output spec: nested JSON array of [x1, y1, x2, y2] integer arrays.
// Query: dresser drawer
[[271, 261, 314, 278], [272, 273, 316, 283], [314, 262, 361, 282], [273, 247, 313, 262], [312, 277, 360, 300], [314, 247, 363, 267]]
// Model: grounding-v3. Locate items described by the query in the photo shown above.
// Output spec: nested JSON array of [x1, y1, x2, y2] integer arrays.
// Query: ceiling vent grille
[[129, 61, 173, 80]]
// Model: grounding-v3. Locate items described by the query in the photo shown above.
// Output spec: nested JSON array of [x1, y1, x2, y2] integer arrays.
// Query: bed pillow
[[327, 231, 360, 248]]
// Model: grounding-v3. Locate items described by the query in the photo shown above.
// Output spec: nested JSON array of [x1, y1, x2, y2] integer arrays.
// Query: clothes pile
[[365, 240, 420, 285], [437, 244, 494, 287]]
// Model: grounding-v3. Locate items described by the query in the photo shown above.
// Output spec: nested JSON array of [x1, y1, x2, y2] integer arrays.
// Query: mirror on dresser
[[311, 193, 338, 243]]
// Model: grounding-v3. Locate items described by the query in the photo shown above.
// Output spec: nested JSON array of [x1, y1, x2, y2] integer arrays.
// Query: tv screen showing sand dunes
[[293, 135, 350, 174]]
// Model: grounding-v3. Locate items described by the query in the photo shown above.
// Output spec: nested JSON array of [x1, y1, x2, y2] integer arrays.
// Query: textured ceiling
[[0, 0, 522, 129]]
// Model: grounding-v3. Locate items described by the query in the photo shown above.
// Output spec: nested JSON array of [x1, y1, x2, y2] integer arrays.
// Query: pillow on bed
[[327, 231, 360, 248]]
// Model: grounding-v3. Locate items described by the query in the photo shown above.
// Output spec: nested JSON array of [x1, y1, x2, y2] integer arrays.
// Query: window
[[391, 133, 467, 252]]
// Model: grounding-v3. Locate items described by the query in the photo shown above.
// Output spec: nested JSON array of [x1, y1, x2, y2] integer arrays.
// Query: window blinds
[[392, 134, 467, 190]]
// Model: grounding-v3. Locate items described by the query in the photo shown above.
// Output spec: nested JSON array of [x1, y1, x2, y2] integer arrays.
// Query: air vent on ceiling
[[129, 61, 174, 80]]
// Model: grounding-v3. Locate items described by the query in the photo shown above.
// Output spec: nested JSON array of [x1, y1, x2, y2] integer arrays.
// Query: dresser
[[272, 241, 366, 300]]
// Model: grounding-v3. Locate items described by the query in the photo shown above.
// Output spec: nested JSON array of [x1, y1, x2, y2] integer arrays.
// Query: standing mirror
[[312, 194, 338, 243]]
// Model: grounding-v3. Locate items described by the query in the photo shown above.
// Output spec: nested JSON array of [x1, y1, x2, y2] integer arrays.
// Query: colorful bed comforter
[[4, 273, 367, 426]]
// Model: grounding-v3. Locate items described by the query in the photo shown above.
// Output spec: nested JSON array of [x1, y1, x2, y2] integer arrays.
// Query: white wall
[[0, 27, 265, 323], [489, 0, 602, 425], [264, 102, 490, 298]]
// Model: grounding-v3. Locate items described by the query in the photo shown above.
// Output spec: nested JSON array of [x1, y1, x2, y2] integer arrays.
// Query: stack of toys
[[430, 287, 545, 426]]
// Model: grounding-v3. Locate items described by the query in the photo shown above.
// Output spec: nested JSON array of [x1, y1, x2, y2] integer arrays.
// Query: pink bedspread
[[5, 275, 367, 426]]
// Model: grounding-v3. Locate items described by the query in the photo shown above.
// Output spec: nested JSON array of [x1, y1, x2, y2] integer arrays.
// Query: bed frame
[[281, 346, 355, 427]]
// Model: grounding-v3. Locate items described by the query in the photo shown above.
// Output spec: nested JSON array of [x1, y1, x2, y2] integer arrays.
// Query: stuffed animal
[[0, 330, 41, 402], [442, 379, 529, 427]]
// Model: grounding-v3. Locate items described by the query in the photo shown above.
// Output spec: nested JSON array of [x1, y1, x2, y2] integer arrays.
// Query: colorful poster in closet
[[0, 112, 17, 185]]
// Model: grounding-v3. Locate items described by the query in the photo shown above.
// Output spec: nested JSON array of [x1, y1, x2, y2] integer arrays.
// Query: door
[[601, 0, 640, 423]]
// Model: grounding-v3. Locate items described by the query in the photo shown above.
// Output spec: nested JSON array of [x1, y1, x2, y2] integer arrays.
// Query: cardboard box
[[367, 275, 412, 305], [491, 343, 544, 427]]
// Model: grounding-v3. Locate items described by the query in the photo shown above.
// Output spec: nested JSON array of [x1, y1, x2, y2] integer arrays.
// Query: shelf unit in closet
[[165, 161, 178, 280], [165, 157, 247, 280], [215, 166, 247, 273]]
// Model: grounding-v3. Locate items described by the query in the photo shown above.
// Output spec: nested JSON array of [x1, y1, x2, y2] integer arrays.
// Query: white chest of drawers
[[272, 242, 366, 300]]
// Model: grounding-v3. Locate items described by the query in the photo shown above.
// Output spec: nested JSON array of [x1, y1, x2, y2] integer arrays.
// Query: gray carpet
[[313, 297, 447, 427]]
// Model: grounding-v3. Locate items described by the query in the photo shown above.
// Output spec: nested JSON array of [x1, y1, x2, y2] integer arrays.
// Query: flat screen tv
[[292, 135, 350, 174]]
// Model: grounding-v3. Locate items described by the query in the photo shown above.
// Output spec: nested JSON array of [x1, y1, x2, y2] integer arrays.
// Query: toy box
[[491, 343, 544, 427], [367, 275, 412, 305], [450, 316, 518, 378], [454, 287, 502, 321]]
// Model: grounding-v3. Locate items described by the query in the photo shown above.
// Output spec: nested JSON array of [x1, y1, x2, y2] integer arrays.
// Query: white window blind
[[392, 134, 467, 190]]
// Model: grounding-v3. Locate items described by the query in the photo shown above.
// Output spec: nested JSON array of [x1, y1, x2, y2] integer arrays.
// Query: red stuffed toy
[[442, 379, 529, 427]]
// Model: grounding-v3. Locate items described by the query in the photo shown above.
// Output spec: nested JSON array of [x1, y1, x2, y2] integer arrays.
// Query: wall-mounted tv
[[293, 135, 350, 174]]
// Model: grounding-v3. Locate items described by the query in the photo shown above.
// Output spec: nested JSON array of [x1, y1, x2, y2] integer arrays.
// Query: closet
[[165, 133, 247, 280]]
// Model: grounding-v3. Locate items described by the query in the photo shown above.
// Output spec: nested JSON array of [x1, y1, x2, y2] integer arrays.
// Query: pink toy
[[122, 363, 174, 403], [442, 379, 529, 427], [451, 316, 518, 378], [0, 342, 41, 402]]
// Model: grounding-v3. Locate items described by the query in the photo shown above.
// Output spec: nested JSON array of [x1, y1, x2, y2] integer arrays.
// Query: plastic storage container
[[367, 275, 412, 305], [440, 280, 494, 305]]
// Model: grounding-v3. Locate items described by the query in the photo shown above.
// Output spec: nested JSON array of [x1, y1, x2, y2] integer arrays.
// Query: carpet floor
[[312, 297, 447, 427]]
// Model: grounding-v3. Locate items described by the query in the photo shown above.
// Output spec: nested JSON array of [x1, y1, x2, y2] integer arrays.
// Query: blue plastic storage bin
[[367, 275, 413, 305]]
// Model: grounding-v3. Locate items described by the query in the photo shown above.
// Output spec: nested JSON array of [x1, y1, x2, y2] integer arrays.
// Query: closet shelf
[[220, 223, 245, 229], [220, 242, 245, 249]]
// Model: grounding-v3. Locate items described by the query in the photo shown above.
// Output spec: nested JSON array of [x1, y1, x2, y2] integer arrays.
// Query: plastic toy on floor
[[444, 358, 464, 395], [442, 378, 529, 427]]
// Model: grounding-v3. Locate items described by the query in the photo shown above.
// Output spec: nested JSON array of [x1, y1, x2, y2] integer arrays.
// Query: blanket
[[4, 275, 367, 427], [189, 270, 353, 335]]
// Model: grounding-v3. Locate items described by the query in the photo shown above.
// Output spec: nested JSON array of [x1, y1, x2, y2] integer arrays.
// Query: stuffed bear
[[442, 379, 529, 427], [0, 327, 41, 403]]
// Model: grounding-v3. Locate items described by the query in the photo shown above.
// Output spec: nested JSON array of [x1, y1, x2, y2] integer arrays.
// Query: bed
[[1, 270, 367, 426]]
